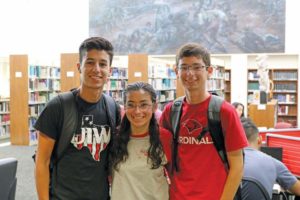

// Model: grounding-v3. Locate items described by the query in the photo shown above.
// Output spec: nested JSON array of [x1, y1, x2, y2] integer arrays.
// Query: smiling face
[[176, 56, 209, 92], [78, 49, 111, 90], [125, 89, 157, 134]]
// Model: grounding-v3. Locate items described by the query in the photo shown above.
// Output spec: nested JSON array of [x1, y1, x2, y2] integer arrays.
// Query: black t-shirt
[[35, 91, 111, 200]]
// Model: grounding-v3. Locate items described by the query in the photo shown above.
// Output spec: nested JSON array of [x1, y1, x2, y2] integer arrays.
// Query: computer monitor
[[260, 146, 283, 162]]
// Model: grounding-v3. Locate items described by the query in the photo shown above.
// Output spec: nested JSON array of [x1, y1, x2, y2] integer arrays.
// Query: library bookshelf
[[10, 55, 60, 145], [247, 68, 298, 126], [224, 69, 231, 103], [0, 98, 10, 140]]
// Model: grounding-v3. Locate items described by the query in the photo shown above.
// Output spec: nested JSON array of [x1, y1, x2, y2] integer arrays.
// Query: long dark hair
[[110, 82, 163, 170]]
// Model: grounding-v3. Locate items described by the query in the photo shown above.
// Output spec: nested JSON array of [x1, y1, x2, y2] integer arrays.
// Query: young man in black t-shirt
[[35, 37, 120, 200]]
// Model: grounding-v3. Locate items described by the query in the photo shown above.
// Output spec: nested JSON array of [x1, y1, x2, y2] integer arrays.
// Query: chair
[[0, 157, 18, 200], [240, 177, 271, 200]]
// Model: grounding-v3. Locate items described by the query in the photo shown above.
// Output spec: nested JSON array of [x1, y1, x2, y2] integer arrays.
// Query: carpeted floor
[[0, 143, 37, 200]]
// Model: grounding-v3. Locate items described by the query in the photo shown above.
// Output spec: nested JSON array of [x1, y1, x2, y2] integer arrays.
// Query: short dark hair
[[175, 43, 211, 67], [79, 37, 114, 65], [241, 117, 259, 143]]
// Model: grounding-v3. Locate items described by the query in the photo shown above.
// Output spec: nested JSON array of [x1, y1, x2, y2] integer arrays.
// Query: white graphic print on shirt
[[179, 119, 213, 145], [71, 115, 111, 161]]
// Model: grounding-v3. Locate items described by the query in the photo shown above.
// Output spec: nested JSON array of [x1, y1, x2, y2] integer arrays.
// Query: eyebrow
[[85, 58, 108, 63], [127, 99, 150, 103]]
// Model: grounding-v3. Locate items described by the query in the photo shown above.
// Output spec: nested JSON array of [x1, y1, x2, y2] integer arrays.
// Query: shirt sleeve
[[274, 159, 298, 190], [220, 101, 249, 152], [34, 96, 63, 140], [159, 102, 173, 132]]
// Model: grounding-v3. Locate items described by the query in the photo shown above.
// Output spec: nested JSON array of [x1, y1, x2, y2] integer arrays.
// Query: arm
[[288, 180, 300, 196], [220, 149, 244, 200], [35, 132, 55, 200]]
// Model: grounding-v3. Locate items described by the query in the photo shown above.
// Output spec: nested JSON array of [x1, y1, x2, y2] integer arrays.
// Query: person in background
[[35, 37, 120, 200], [160, 43, 248, 200], [110, 82, 172, 200], [241, 117, 300, 198], [232, 102, 245, 118]]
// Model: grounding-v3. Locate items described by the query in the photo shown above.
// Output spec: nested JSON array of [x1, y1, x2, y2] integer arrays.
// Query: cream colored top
[[111, 135, 169, 200]]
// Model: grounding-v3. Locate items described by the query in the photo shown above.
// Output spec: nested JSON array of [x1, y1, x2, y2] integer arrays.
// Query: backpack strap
[[103, 93, 121, 134], [207, 95, 229, 172], [170, 96, 184, 172], [55, 91, 78, 163]]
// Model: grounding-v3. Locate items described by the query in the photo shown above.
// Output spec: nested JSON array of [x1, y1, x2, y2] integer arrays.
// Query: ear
[[174, 66, 179, 78], [77, 63, 81, 73], [257, 135, 263, 146], [207, 66, 213, 78]]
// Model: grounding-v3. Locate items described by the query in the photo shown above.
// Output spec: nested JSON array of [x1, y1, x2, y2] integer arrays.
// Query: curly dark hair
[[110, 82, 164, 171]]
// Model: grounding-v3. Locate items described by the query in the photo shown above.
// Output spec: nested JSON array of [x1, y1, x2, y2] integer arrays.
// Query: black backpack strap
[[103, 93, 121, 134], [170, 96, 184, 172], [207, 95, 229, 172], [55, 91, 78, 163]]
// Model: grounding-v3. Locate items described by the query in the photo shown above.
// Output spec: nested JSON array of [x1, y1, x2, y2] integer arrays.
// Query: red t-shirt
[[160, 95, 248, 200]]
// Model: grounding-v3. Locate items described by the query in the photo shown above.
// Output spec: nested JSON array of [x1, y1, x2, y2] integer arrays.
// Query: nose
[[186, 68, 195, 75]]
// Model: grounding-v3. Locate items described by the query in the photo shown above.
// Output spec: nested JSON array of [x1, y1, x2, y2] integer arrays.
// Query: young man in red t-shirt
[[160, 43, 248, 200]]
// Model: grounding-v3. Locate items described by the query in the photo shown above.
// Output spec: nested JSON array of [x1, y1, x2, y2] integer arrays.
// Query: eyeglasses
[[178, 64, 207, 73], [125, 103, 153, 111]]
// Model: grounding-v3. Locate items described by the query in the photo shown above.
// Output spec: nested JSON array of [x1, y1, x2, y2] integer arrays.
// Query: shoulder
[[220, 99, 235, 113], [159, 127, 172, 138]]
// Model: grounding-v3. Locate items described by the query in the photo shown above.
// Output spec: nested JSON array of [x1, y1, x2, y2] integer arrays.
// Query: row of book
[[248, 82, 260, 90], [207, 79, 224, 91], [105, 91, 125, 103], [273, 94, 296, 103], [111, 67, 127, 79], [104, 79, 127, 91], [29, 92, 59, 104], [148, 64, 176, 78], [0, 101, 9, 112], [274, 83, 297, 92], [278, 105, 289, 115], [0, 125, 9, 137], [248, 71, 260, 80], [211, 66, 225, 79], [0, 114, 9, 123], [273, 72, 297, 80], [156, 90, 176, 103], [29, 65, 60, 78], [29, 104, 46, 117], [29, 79, 60, 91], [148, 78, 176, 90]]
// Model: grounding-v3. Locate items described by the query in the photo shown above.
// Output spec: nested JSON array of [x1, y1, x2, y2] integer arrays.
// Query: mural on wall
[[89, 0, 285, 54]]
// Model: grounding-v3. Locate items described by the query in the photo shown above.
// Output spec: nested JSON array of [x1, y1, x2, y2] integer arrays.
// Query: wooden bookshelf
[[247, 69, 261, 105], [270, 69, 298, 126], [128, 54, 177, 110], [10, 55, 60, 145], [224, 69, 231, 103], [60, 53, 80, 92], [148, 58, 176, 109], [128, 54, 148, 83], [105, 66, 128, 103], [247, 68, 298, 127]]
